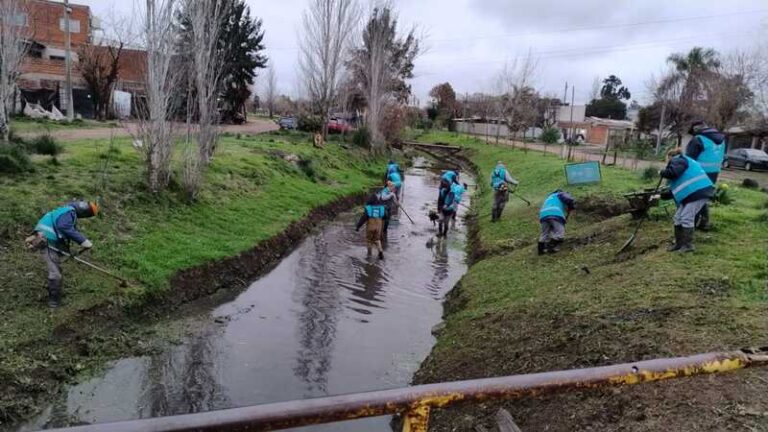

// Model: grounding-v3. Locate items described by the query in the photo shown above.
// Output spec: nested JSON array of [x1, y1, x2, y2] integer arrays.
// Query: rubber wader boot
[[548, 239, 563, 253], [696, 206, 712, 231], [537, 242, 547, 255], [667, 225, 683, 252], [676, 228, 696, 253], [48, 279, 62, 308], [378, 251, 384, 260]]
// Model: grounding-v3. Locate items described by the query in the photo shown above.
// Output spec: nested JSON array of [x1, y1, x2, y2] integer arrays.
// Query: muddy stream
[[19, 157, 472, 431]]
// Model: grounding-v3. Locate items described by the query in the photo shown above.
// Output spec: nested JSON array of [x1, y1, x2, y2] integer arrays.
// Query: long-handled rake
[[617, 176, 664, 254]]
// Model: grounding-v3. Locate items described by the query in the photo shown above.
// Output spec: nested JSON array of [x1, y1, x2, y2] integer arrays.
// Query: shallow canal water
[[20, 158, 472, 431]]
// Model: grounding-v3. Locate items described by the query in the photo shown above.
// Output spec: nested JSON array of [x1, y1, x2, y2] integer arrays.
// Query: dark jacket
[[541, 191, 576, 224], [55, 209, 87, 245], [660, 156, 715, 204]]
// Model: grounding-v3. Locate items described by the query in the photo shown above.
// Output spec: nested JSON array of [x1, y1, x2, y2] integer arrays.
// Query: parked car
[[327, 118, 354, 134], [277, 116, 296, 130], [722, 148, 768, 171]]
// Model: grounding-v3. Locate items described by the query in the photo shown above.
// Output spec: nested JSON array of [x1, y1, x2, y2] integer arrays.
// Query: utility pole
[[655, 98, 667, 155], [568, 86, 575, 160], [63, 0, 74, 121]]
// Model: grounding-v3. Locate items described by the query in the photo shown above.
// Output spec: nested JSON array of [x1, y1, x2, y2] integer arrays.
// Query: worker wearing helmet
[[33, 200, 99, 308]]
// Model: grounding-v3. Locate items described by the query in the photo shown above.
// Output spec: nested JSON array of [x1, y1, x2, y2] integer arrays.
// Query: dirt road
[[18, 118, 280, 141], [488, 135, 768, 188]]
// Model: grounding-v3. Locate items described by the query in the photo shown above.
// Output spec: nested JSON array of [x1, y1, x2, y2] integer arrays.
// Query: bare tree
[[347, 3, 419, 147], [264, 62, 277, 118], [134, 0, 180, 192], [179, 0, 231, 198], [496, 52, 539, 141], [299, 0, 360, 138], [0, 0, 29, 143], [588, 75, 601, 102], [77, 42, 124, 121]]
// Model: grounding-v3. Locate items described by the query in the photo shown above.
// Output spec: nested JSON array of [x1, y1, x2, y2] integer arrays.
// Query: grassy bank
[[413, 131, 768, 431], [0, 131, 387, 423], [8, 116, 117, 134]]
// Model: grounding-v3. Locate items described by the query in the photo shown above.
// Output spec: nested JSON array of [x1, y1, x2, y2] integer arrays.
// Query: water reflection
[[15, 158, 471, 432]]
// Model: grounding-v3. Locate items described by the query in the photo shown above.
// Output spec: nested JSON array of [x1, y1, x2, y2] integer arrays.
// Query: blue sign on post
[[565, 161, 602, 185]]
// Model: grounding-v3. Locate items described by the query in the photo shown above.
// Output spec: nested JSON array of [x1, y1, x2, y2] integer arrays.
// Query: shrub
[[352, 126, 371, 148], [541, 127, 560, 144], [297, 113, 323, 133], [641, 166, 657, 181], [0, 144, 33, 174], [29, 134, 62, 156], [742, 178, 759, 189], [297, 157, 318, 181], [713, 183, 733, 205]]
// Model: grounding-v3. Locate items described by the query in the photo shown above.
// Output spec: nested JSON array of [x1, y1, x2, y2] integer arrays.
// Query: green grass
[[8, 116, 117, 134], [413, 131, 768, 431], [0, 130, 388, 421]]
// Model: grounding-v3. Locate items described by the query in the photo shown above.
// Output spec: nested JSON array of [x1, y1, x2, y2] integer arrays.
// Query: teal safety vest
[[387, 163, 400, 176], [668, 156, 713, 204], [696, 135, 725, 174], [491, 166, 506, 190], [365, 205, 386, 219], [35, 206, 75, 243], [388, 171, 402, 187], [539, 192, 566, 221], [442, 171, 457, 183], [444, 183, 465, 211]]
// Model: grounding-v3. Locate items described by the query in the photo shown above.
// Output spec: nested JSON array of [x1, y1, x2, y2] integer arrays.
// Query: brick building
[[13, 0, 146, 118]]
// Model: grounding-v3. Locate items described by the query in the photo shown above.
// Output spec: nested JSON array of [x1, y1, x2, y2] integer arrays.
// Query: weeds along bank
[[412, 131, 768, 432], [0, 131, 388, 423]]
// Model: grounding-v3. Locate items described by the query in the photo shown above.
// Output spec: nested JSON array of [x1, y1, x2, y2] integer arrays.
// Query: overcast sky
[[68, 0, 767, 106]]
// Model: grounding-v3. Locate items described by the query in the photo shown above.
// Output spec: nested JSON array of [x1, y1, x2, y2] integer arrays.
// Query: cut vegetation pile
[[411, 131, 768, 432], [0, 131, 387, 424]]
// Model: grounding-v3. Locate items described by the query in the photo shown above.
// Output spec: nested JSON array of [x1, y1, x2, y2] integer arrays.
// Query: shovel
[[48, 246, 130, 287], [617, 176, 664, 254]]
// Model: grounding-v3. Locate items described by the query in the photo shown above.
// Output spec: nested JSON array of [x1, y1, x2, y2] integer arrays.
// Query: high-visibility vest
[[365, 205, 386, 219], [668, 156, 714, 204], [388, 171, 402, 187], [444, 183, 465, 211], [35, 206, 75, 242], [695, 135, 725, 174], [387, 163, 400, 176], [441, 171, 457, 183], [539, 192, 565, 221], [491, 166, 506, 190]]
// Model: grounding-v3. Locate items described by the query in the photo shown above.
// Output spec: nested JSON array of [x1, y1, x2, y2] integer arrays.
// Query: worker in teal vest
[[356, 193, 387, 259], [438, 182, 465, 238], [377, 181, 400, 238], [538, 190, 576, 255], [685, 121, 725, 231], [490, 161, 519, 222], [32, 200, 99, 308], [659, 148, 715, 252], [384, 160, 403, 198], [437, 169, 460, 212]]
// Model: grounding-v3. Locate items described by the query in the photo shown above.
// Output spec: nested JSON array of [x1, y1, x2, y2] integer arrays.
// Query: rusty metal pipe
[[49, 349, 768, 432]]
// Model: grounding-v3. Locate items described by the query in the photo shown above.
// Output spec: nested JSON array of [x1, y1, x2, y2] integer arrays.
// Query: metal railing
[[50, 348, 768, 432]]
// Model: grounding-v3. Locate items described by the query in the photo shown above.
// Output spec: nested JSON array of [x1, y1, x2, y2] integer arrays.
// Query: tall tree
[[299, 0, 360, 138], [264, 63, 277, 118], [76, 42, 124, 121], [428, 82, 458, 125], [216, 0, 267, 123], [599, 75, 631, 100], [346, 5, 419, 147], [135, 0, 180, 192], [586, 74, 630, 119], [0, 0, 29, 143]]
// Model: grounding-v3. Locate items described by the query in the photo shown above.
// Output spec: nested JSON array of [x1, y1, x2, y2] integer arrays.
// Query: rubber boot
[[537, 242, 547, 255], [667, 225, 682, 252], [548, 239, 563, 253], [378, 251, 384, 260], [48, 279, 62, 309], [696, 205, 712, 231], [676, 228, 696, 253]]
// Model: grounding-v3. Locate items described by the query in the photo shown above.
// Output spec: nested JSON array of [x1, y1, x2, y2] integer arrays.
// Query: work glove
[[80, 239, 93, 249]]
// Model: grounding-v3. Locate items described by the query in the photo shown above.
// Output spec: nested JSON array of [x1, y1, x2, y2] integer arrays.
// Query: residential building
[[13, 0, 146, 119]]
